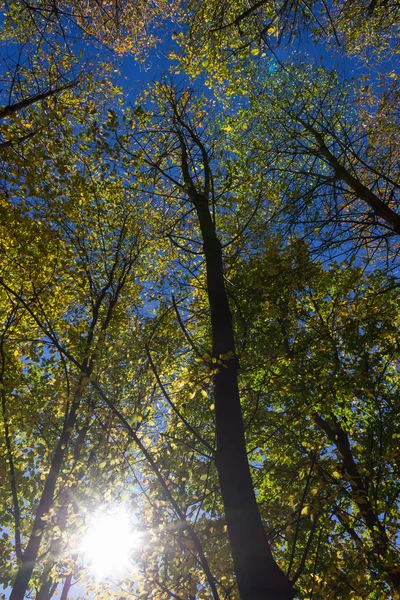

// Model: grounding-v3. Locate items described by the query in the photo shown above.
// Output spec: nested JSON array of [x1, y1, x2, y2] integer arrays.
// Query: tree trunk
[[60, 573, 73, 600], [36, 576, 54, 600], [193, 192, 294, 600], [9, 398, 81, 600]]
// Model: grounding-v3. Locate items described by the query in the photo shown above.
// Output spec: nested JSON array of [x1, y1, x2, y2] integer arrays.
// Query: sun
[[80, 505, 141, 578]]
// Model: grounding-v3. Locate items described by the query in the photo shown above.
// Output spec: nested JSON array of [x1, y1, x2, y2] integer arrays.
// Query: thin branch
[[0, 81, 77, 120], [91, 381, 220, 600], [290, 513, 319, 585], [60, 573, 73, 600], [145, 344, 214, 455], [171, 295, 204, 360], [287, 452, 317, 578], [0, 131, 36, 149], [152, 578, 186, 600]]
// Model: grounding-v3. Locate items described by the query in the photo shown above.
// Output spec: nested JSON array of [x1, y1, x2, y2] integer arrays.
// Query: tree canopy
[[0, 2, 399, 599]]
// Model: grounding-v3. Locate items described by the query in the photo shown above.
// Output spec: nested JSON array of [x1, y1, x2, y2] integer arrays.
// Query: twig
[[145, 344, 214, 456], [171, 295, 204, 360]]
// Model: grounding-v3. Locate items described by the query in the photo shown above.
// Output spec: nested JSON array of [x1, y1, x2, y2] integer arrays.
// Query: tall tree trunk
[[193, 192, 294, 600], [9, 398, 81, 600]]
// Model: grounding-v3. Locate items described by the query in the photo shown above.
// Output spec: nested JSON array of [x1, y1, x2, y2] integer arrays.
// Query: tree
[[228, 243, 400, 595], [180, 0, 399, 74], [1, 2, 400, 599], [218, 62, 400, 267], [0, 135, 144, 598], [130, 84, 294, 599]]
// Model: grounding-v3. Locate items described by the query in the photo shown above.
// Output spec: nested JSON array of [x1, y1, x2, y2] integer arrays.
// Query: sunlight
[[80, 506, 141, 578]]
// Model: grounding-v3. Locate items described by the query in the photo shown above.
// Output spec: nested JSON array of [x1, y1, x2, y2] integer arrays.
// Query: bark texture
[[193, 191, 294, 600]]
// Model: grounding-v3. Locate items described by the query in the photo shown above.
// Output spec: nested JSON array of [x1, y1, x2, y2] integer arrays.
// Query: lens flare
[[80, 506, 141, 578]]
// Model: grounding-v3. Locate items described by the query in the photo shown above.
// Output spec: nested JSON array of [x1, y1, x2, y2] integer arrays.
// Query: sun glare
[[80, 506, 141, 578]]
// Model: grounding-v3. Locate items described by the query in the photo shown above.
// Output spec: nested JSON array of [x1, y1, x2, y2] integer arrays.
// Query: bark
[[193, 191, 294, 600], [317, 141, 400, 234], [34, 428, 90, 600], [169, 104, 294, 597], [60, 573, 73, 600]]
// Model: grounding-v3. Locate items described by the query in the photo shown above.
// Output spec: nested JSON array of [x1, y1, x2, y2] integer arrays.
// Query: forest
[[0, 1, 399, 599]]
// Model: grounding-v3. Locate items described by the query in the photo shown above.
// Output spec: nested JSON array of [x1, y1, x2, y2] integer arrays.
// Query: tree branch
[[145, 344, 214, 455], [91, 381, 220, 600]]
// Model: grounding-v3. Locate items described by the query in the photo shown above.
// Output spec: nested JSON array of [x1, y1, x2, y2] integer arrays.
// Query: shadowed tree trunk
[[194, 191, 294, 599], [168, 105, 295, 599]]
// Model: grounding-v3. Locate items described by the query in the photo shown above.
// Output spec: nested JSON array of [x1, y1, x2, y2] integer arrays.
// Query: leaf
[[301, 505, 310, 516], [52, 526, 61, 538]]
